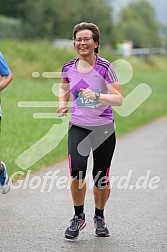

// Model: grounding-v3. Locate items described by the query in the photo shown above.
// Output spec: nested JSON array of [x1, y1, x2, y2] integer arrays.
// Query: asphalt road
[[1, 116, 167, 252]]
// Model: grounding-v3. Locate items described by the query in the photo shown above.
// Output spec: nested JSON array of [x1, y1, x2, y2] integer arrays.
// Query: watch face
[[95, 92, 100, 100]]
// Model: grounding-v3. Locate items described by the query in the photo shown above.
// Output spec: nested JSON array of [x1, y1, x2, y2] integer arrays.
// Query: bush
[[0, 15, 22, 39]]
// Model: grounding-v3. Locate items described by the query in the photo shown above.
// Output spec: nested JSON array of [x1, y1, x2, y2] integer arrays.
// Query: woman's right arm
[[57, 79, 70, 116]]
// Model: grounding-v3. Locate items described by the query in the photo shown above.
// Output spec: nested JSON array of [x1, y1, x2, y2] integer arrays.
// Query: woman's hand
[[79, 88, 96, 100], [56, 107, 68, 117]]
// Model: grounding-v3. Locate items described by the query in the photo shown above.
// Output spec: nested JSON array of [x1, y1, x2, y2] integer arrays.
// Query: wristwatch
[[94, 91, 100, 101]]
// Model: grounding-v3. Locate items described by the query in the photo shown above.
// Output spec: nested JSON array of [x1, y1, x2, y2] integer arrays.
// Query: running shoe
[[64, 213, 86, 239], [0, 162, 10, 194], [93, 215, 110, 237]]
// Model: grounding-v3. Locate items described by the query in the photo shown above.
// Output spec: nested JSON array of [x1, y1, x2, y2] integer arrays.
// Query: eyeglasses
[[74, 37, 93, 43]]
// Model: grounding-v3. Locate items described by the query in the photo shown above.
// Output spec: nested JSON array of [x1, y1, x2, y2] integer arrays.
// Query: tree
[[0, 0, 20, 17], [0, 0, 115, 45], [115, 0, 161, 47]]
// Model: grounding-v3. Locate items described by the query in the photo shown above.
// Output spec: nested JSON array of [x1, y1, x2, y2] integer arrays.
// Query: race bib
[[74, 89, 101, 108]]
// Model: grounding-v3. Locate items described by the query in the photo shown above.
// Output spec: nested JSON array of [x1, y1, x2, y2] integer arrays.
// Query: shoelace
[[96, 217, 105, 229], [70, 217, 79, 230]]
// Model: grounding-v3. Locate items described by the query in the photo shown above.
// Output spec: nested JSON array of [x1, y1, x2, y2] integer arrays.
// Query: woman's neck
[[79, 54, 96, 66], [77, 54, 96, 72]]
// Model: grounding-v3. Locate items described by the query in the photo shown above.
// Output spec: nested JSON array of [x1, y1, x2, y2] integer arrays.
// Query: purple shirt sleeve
[[103, 63, 118, 84], [61, 65, 69, 82]]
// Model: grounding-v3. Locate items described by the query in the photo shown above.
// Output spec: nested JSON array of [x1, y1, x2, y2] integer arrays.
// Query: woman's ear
[[95, 43, 98, 48]]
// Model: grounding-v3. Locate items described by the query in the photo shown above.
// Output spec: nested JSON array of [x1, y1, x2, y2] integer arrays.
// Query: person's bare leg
[[93, 184, 110, 210], [70, 178, 86, 206]]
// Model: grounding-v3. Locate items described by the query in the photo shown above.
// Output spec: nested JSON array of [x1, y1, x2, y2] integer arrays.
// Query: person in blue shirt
[[0, 52, 12, 194]]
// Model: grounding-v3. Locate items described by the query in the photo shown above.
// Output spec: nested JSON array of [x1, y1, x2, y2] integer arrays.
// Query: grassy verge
[[0, 40, 167, 177]]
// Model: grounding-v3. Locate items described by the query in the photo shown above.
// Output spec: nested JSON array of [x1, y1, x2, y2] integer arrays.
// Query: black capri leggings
[[68, 122, 116, 188]]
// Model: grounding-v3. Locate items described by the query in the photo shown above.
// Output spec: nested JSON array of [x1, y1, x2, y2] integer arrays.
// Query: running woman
[[0, 52, 12, 193], [57, 22, 122, 239]]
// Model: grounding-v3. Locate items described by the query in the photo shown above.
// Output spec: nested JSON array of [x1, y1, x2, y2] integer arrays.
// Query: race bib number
[[74, 90, 101, 108]]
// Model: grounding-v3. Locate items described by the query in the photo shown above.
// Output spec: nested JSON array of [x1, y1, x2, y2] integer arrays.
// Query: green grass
[[0, 39, 167, 178]]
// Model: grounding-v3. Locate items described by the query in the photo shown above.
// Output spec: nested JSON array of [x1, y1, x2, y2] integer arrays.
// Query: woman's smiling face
[[74, 29, 98, 57]]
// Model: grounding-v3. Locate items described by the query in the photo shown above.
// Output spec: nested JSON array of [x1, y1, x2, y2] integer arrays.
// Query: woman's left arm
[[80, 81, 123, 106], [98, 81, 123, 106]]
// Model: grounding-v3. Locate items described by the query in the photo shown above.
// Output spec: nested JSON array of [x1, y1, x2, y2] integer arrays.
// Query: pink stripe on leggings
[[105, 167, 110, 186], [68, 154, 72, 176]]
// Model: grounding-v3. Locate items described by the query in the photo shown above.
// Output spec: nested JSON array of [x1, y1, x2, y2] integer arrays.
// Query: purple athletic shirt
[[62, 55, 118, 126]]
